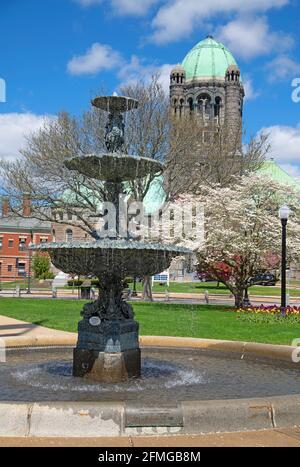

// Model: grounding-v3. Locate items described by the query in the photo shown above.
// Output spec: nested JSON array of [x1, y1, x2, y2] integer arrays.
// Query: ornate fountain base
[[73, 318, 141, 383]]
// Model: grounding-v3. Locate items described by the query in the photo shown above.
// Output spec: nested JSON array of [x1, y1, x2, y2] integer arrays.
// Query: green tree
[[33, 253, 52, 280]]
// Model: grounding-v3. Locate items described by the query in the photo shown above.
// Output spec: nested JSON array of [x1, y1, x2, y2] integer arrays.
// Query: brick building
[[0, 197, 52, 282]]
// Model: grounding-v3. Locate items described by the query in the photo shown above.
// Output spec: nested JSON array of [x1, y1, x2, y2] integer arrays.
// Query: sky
[[0, 0, 300, 177]]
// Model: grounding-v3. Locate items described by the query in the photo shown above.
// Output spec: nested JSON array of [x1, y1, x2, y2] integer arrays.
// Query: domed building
[[170, 36, 244, 144]]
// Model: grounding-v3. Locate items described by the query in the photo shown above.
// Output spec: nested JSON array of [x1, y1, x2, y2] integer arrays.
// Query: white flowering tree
[[149, 174, 300, 307], [195, 175, 300, 306]]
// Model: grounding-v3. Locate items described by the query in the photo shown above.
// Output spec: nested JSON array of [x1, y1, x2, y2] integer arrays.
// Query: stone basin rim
[[30, 240, 192, 254], [2, 338, 300, 437], [65, 152, 165, 168]]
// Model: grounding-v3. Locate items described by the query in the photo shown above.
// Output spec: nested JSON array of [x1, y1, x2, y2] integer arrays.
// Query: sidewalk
[[0, 315, 76, 346], [1, 289, 300, 306], [1, 428, 300, 447]]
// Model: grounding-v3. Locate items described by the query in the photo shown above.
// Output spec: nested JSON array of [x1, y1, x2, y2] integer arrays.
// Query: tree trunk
[[234, 290, 244, 308], [142, 275, 153, 302]]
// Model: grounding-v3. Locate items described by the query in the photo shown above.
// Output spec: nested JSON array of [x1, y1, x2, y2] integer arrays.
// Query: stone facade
[[169, 63, 244, 147]]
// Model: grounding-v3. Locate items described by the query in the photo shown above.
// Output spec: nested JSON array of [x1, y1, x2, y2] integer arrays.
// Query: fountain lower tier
[[31, 240, 190, 382]]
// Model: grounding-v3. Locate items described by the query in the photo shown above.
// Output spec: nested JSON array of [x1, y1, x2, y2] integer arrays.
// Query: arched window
[[197, 93, 211, 117], [188, 97, 194, 112], [179, 98, 184, 116], [214, 96, 222, 118], [66, 229, 73, 242], [52, 229, 56, 242], [239, 100, 243, 117], [173, 98, 177, 114]]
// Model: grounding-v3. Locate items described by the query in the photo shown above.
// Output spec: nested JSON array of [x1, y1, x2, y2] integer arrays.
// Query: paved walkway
[[2, 290, 300, 307], [0, 315, 76, 346], [1, 428, 300, 447]]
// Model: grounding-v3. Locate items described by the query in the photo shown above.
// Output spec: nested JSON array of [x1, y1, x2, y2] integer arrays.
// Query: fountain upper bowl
[[64, 154, 164, 182]]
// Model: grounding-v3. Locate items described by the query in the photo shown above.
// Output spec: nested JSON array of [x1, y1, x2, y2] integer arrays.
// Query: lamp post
[[27, 230, 33, 294], [279, 204, 290, 317], [132, 276, 137, 297]]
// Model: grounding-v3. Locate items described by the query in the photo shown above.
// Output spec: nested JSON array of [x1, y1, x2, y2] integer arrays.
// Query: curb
[[1, 395, 300, 437], [4, 334, 298, 363]]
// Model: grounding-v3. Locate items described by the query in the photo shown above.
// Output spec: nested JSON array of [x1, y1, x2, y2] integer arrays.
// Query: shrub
[[91, 279, 100, 288], [67, 279, 83, 287]]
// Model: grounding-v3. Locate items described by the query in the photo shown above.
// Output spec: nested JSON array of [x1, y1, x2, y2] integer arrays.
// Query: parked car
[[196, 272, 215, 282], [249, 273, 277, 286]]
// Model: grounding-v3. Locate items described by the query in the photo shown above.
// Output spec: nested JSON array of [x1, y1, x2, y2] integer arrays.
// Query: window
[[17, 262, 26, 277], [197, 93, 211, 117], [188, 97, 194, 112], [67, 212, 73, 221], [8, 265, 13, 272], [19, 238, 26, 251], [0, 238, 2, 250], [66, 229, 73, 242], [214, 97, 222, 119], [8, 240, 13, 248]]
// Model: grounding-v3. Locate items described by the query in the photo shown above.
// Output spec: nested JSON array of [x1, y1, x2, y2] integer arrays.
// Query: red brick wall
[[0, 231, 52, 281]]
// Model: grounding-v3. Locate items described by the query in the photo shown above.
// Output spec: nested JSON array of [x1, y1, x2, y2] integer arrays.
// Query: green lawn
[[0, 298, 299, 345]]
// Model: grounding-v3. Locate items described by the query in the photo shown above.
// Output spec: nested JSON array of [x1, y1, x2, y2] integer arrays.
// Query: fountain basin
[[1, 338, 300, 437], [64, 153, 164, 181], [31, 240, 190, 277]]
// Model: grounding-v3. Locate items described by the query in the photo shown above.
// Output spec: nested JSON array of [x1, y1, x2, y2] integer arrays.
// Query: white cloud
[[74, 0, 158, 15], [110, 0, 160, 16], [266, 55, 300, 82], [0, 113, 54, 161], [117, 55, 174, 92], [258, 122, 300, 180], [259, 124, 300, 179], [67, 43, 123, 75], [217, 16, 292, 60], [150, 0, 289, 44], [73, 0, 103, 6], [243, 77, 259, 101]]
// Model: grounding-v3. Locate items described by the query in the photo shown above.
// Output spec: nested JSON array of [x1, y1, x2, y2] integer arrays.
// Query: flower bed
[[237, 305, 300, 315], [235, 305, 300, 324]]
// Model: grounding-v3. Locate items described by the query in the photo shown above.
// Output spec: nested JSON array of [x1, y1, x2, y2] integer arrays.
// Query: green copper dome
[[182, 36, 238, 81]]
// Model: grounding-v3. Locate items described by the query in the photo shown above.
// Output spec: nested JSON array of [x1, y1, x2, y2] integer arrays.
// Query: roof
[[182, 36, 238, 81], [0, 216, 51, 232], [258, 159, 300, 192]]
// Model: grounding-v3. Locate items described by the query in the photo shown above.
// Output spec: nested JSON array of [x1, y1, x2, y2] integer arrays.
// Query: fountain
[[31, 94, 190, 383]]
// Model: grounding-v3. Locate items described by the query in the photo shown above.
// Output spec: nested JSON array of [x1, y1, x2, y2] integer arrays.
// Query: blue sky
[[0, 0, 300, 177]]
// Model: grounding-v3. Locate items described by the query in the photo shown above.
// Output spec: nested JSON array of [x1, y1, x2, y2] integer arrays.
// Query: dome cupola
[[182, 36, 239, 81]]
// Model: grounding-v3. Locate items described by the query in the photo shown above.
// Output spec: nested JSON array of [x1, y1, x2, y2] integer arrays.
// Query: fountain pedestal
[[73, 318, 141, 382]]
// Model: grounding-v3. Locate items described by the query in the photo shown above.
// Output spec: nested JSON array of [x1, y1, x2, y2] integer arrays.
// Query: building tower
[[169, 35, 244, 145]]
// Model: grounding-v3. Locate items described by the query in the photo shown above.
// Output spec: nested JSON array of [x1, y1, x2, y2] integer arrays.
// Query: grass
[[0, 298, 300, 345]]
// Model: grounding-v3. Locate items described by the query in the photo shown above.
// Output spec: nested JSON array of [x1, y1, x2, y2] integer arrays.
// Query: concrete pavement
[[1, 428, 300, 446]]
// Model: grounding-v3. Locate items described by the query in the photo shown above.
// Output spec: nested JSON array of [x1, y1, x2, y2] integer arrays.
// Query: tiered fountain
[[32, 94, 190, 383]]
